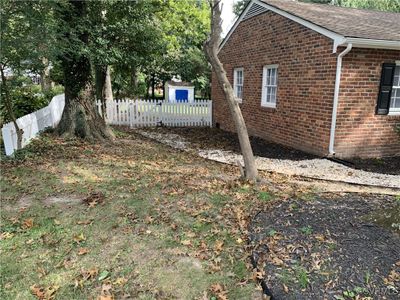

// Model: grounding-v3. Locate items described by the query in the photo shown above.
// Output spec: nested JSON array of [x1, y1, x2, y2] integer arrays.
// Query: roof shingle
[[260, 0, 400, 42]]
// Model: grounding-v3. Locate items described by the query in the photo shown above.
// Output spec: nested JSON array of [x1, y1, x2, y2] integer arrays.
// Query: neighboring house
[[165, 81, 195, 103], [212, 0, 400, 158]]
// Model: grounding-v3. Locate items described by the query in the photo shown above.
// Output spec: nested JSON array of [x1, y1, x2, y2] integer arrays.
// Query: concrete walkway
[[137, 130, 400, 189]]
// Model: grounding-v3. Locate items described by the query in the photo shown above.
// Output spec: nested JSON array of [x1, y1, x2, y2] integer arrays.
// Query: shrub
[[0, 76, 64, 123]]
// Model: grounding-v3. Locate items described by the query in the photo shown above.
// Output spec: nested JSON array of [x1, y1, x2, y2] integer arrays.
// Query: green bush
[[0, 76, 64, 123]]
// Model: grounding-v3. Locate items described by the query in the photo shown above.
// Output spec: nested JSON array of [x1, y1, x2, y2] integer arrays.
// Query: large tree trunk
[[204, 0, 258, 180], [0, 65, 23, 150], [57, 1, 113, 141]]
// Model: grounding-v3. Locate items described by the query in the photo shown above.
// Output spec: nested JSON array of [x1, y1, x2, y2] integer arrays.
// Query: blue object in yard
[[175, 89, 188, 102]]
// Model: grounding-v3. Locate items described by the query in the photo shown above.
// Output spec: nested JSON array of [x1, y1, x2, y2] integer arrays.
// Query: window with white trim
[[261, 65, 278, 108], [233, 68, 243, 102], [389, 65, 400, 114]]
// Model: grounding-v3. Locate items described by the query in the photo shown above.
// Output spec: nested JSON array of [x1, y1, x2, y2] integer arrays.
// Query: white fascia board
[[341, 38, 400, 50], [219, 0, 346, 53]]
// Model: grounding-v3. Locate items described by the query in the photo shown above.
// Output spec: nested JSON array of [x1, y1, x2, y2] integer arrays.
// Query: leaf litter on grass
[[1, 130, 293, 299]]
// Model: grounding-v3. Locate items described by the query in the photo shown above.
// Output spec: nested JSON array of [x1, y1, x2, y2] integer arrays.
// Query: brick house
[[212, 0, 400, 158]]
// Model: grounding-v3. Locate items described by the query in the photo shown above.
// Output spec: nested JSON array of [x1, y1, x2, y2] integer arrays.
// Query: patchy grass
[[0, 130, 284, 300]]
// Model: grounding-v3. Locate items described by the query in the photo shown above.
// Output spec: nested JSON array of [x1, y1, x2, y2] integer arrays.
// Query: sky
[[221, 0, 239, 36]]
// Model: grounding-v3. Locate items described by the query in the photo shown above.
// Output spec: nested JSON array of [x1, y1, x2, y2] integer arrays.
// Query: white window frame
[[233, 67, 244, 103], [389, 61, 400, 115], [261, 64, 278, 108]]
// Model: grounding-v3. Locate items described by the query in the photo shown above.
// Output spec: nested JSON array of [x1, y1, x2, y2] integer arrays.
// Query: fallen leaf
[[0, 232, 14, 240], [283, 284, 289, 293], [181, 239, 192, 246], [30, 284, 59, 300], [214, 240, 224, 253], [78, 247, 90, 255], [73, 233, 86, 243], [113, 277, 128, 286], [83, 192, 105, 207], [22, 218, 34, 229], [210, 283, 228, 300], [30, 285, 45, 299], [77, 219, 93, 225]]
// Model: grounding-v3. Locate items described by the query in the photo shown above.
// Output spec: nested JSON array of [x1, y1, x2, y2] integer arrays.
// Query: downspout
[[328, 43, 352, 155]]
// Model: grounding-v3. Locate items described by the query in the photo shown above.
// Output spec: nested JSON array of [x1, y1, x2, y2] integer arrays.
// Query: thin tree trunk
[[101, 65, 113, 120], [95, 65, 106, 103], [151, 73, 155, 99], [145, 76, 151, 99], [131, 67, 138, 92], [204, 0, 258, 180], [40, 57, 52, 92], [0, 65, 23, 150], [57, 1, 113, 141], [162, 80, 166, 99]]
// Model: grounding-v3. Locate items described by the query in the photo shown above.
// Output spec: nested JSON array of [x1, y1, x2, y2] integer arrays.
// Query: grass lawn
[[0, 129, 285, 300]]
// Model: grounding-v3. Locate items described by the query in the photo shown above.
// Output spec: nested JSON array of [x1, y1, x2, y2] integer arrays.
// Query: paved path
[[138, 130, 400, 189]]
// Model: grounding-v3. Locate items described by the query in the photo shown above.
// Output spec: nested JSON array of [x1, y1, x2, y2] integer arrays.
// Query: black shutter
[[376, 63, 396, 115]]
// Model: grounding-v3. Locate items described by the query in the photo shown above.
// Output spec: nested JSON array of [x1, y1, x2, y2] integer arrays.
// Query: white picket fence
[[97, 99, 212, 128], [2, 94, 65, 156], [2, 95, 212, 156]]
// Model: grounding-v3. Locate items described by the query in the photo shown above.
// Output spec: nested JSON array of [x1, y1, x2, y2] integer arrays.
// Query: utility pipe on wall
[[329, 43, 353, 155]]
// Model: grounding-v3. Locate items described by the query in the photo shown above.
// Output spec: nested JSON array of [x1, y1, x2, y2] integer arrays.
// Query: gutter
[[328, 43, 352, 156]]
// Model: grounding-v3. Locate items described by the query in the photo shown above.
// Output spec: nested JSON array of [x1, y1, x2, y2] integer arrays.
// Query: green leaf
[[98, 270, 110, 281]]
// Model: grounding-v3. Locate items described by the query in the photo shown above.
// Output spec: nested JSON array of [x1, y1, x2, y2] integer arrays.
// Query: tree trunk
[[101, 65, 113, 120], [162, 80, 166, 99], [0, 65, 23, 150], [151, 73, 156, 99], [204, 0, 258, 180], [40, 57, 52, 92], [95, 65, 106, 102], [57, 1, 113, 141], [145, 76, 151, 99], [131, 67, 138, 92]]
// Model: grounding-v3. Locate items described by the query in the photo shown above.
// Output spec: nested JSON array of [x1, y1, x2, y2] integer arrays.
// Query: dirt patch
[[1, 195, 35, 211], [43, 194, 83, 206], [249, 194, 400, 300]]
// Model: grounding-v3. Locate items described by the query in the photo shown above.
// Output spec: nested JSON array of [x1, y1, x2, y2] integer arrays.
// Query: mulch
[[156, 127, 400, 175], [249, 194, 400, 300]]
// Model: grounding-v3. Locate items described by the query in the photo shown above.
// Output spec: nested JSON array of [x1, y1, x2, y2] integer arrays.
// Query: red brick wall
[[212, 10, 400, 158], [212, 11, 337, 156], [335, 48, 400, 158]]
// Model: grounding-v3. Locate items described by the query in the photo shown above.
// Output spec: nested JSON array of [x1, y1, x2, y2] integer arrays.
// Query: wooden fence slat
[[102, 99, 212, 128]]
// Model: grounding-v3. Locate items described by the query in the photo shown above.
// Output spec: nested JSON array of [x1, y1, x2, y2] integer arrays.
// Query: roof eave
[[219, 0, 400, 54], [342, 38, 400, 51]]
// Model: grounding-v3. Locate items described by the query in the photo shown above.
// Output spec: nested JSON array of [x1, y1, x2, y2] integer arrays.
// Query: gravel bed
[[137, 129, 400, 189]]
